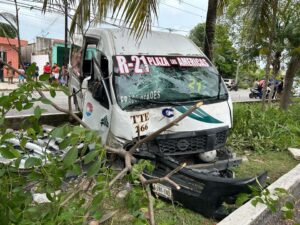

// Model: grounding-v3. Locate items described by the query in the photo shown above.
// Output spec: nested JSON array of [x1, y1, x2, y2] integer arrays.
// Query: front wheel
[[249, 93, 254, 98]]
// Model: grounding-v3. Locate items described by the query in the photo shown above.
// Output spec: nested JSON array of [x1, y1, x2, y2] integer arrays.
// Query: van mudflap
[[144, 157, 267, 220]]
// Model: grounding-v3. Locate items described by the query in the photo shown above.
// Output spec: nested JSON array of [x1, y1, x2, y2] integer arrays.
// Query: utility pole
[[63, 0, 68, 67]]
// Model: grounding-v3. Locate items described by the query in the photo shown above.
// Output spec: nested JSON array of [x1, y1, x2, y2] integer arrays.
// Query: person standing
[[0, 58, 4, 82], [60, 65, 68, 86], [32, 62, 39, 81], [18, 66, 25, 84], [52, 63, 60, 84], [5, 61, 14, 84], [43, 62, 51, 83]]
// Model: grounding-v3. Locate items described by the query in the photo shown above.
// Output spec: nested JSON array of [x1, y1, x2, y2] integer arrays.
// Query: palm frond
[[43, 0, 158, 39]]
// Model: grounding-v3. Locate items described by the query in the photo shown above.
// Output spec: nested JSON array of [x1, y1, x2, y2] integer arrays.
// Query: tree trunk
[[268, 51, 281, 103], [280, 54, 300, 110], [204, 0, 218, 61], [64, 0, 68, 67], [262, 0, 278, 109], [14, 0, 24, 70]]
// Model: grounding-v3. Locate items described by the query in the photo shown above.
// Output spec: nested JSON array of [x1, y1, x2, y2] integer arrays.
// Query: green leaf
[[84, 150, 100, 164], [59, 138, 70, 150], [20, 138, 27, 149], [63, 147, 78, 166], [39, 73, 50, 81], [0, 148, 20, 159], [284, 210, 293, 220], [40, 98, 52, 105], [0, 116, 4, 125], [26, 63, 36, 76], [51, 125, 71, 138], [236, 193, 250, 206], [25, 157, 42, 168], [87, 160, 102, 177], [15, 101, 23, 111], [1, 132, 15, 141], [23, 102, 34, 110], [285, 201, 294, 210], [34, 106, 46, 119], [50, 89, 56, 98]]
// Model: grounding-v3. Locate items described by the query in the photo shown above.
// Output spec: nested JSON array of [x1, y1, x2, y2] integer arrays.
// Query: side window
[[82, 38, 98, 79], [87, 48, 110, 109]]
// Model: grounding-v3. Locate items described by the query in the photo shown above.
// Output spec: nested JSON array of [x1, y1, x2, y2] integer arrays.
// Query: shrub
[[228, 103, 300, 153]]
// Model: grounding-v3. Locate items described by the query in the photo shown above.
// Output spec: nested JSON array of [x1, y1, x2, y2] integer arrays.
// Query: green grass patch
[[228, 102, 300, 153]]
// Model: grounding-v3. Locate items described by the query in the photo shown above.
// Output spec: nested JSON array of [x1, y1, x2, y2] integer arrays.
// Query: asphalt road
[[4, 89, 255, 117]]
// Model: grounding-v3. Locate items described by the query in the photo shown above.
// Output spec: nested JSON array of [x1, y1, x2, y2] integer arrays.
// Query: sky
[[0, 0, 208, 43]]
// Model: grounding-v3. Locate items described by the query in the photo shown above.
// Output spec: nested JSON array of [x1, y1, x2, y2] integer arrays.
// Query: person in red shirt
[[43, 62, 51, 73]]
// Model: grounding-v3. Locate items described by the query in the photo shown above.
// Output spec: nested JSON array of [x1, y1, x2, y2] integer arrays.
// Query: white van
[[69, 28, 266, 218]]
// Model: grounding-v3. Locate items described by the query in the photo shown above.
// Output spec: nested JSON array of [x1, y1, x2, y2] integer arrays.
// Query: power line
[[166, 0, 207, 12], [160, 2, 204, 17], [1, 0, 192, 34]]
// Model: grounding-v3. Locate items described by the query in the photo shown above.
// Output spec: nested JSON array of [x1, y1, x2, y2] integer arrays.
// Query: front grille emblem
[[177, 139, 190, 151]]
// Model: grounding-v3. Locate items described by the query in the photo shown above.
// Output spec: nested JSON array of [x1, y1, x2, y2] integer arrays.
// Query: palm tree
[[0, 12, 17, 38], [204, 0, 218, 61], [43, 0, 158, 39]]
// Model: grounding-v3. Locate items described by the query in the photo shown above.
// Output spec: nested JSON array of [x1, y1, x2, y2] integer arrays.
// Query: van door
[[81, 41, 112, 143]]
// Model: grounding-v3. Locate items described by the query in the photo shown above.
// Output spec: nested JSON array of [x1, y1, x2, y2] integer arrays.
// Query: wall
[[0, 37, 28, 77]]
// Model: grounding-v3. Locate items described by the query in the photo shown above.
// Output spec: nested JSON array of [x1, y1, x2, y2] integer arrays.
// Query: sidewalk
[[0, 79, 20, 91]]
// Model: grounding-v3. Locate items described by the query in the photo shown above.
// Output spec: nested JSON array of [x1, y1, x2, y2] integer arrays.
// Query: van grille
[[157, 130, 227, 155]]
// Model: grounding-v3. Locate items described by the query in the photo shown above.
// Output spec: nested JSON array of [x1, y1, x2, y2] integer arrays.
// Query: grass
[[104, 197, 215, 225]]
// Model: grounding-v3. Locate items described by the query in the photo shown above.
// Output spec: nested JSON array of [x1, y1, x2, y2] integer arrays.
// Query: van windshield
[[113, 55, 227, 110]]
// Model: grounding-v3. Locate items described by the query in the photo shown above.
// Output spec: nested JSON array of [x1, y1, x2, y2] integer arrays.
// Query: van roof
[[86, 28, 205, 56]]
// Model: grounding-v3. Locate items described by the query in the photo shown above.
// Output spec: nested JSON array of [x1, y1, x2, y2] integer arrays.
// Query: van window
[[86, 47, 110, 109], [82, 38, 98, 78]]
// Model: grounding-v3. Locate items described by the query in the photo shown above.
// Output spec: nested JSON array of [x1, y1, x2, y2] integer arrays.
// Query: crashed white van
[[69, 28, 266, 218]]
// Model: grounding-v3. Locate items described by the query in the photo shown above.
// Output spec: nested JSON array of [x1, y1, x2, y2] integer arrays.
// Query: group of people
[[0, 59, 68, 86], [253, 78, 284, 99], [43, 62, 68, 86]]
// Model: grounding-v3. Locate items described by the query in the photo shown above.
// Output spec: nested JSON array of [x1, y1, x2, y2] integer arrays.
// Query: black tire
[[249, 93, 254, 98]]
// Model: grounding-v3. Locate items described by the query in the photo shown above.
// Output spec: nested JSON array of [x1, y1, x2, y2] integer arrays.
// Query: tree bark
[[14, 0, 24, 70], [280, 54, 300, 110], [204, 0, 218, 61], [64, 0, 68, 67], [268, 51, 281, 103], [262, 0, 278, 109]]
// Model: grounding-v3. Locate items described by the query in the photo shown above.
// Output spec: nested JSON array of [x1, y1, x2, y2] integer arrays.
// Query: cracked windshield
[[113, 55, 227, 109]]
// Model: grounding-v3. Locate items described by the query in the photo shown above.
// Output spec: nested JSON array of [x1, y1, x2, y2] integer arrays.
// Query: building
[[0, 37, 28, 77], [21, 37, 70, 73]]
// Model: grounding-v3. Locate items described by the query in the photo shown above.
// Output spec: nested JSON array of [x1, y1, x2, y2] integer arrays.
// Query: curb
[[218, 163, 300, 225]]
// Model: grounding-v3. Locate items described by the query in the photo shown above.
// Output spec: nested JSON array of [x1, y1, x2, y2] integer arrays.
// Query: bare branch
[[145, 185, 155, 225], [140, 163, 186, 190]]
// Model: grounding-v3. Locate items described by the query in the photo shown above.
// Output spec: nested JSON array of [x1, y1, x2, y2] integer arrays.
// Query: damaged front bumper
[[144, 156, 267, 219]]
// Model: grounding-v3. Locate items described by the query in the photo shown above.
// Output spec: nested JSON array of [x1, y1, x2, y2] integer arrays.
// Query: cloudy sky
[[0, 0, 208, 43]]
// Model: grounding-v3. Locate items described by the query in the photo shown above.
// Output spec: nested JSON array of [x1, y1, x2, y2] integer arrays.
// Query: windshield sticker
[[86, 102, 93, 117], [120, 90, 161, 104], [115, 55, 210, 75], [130, 112, 150, 134]]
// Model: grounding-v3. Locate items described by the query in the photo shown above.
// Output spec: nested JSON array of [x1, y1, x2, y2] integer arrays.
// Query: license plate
[[152, 183, 172, 200]]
